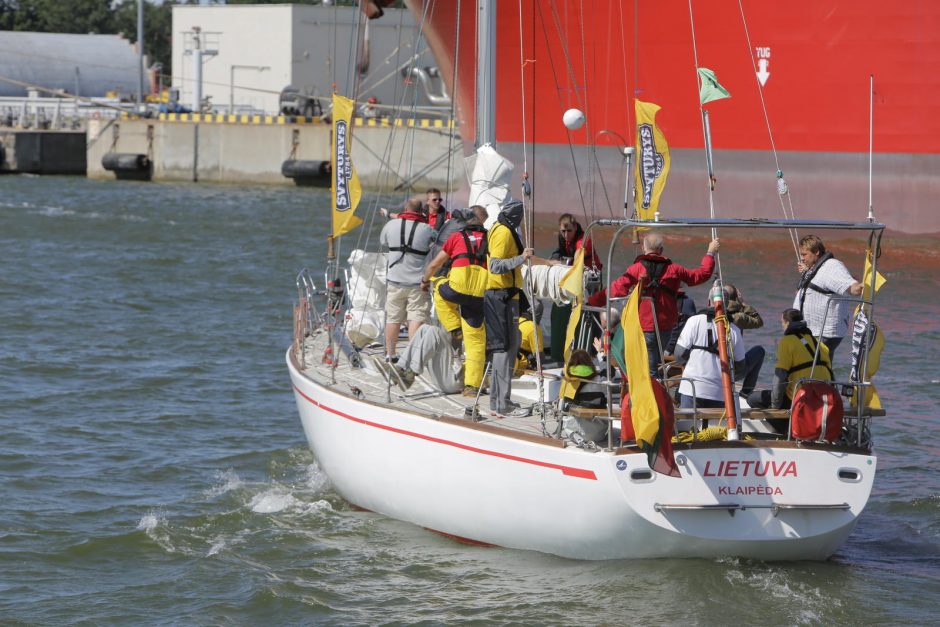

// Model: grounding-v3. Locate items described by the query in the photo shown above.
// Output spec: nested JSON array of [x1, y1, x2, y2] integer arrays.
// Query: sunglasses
[[429, 198, 442, 202]]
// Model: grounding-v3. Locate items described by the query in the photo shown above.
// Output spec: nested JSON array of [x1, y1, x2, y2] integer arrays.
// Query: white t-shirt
[[676, 313, 744, 402]]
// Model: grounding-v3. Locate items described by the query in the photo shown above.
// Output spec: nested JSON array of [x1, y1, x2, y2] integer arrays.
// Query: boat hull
[[288, 349, 875, 561]]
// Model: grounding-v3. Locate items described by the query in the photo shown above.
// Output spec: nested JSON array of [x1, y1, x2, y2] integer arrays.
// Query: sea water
[[1, 176, 938, 624]]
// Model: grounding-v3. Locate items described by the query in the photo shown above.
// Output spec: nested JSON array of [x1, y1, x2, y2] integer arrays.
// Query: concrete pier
[[87, 114, 463, 191]]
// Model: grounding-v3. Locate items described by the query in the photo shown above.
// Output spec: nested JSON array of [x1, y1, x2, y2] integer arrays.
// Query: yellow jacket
[[485, 222, 523, 291]]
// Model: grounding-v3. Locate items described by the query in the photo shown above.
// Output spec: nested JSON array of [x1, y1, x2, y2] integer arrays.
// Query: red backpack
[[790, 381, 844, 441]]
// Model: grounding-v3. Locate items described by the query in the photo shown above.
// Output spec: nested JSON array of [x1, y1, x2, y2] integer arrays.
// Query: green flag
[[697, 68, 731, 105]]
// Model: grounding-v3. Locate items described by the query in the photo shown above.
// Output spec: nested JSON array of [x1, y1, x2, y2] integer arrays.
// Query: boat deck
[[291, 327, 891, 452], [296, 329, 556, 437]]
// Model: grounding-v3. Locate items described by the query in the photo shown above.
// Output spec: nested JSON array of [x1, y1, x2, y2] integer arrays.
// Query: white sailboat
[[286, 1, 885, 561]]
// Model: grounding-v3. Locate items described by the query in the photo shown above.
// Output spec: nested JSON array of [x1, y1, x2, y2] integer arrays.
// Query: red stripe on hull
[[293, 384, 598, 480]]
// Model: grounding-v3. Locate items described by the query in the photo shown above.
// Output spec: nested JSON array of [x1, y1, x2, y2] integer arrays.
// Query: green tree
[[1, 0, 115, 33], [112, 0, 175, 72]]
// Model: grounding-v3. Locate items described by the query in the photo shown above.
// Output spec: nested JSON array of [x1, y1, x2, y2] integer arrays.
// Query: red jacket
[[552, 225, 602, 269], [428, 206, 450, 229], [398, 210, 428, 223], [588, 253, 715, 332]]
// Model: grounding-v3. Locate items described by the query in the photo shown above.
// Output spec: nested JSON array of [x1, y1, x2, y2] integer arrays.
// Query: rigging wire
[[539, 2, 590, 230], [445, 0, 462, 211], [517, 0, 546, 408], [345, 4, 435, 345], [686, 0, 724, 285], [334, 6, 372, 278], [517, 0, 530, 178], [529, 0, 538, 213], [736, 0, 801, 262], [578, 0, 596, 225]]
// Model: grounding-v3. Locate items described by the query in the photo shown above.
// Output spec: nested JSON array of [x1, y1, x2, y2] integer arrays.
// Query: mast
[[137, 0, 145, 110], [868, 74, 875, 222], [476, 0, 496, 147]]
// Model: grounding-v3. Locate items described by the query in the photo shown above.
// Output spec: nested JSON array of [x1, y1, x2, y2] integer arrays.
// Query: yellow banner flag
[[559, 248, 585, 363], [861, 249, 887, 302], [331, 93, 363, 238], [634, 100, 671, 221], [851, 248, 887, 409], [622, 281, 659, 448]]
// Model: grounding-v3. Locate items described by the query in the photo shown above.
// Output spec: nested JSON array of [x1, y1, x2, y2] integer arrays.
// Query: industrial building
[[0, 31, 142, 98], [171, 3, 449, 116]]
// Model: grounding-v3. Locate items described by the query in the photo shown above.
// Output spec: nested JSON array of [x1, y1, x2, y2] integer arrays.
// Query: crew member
[[484, 200, 557, 418], [423, 207, 489, 396], [514, 300, 545, 376], [549, 213, 601, 268], [424, 188, 451, 232], [379, 197, 433, 362], [794, 234, 863, 363], [588, 233, 719, 377], [673, 308, 746, 409], [379, 188, 450, 234], [723, 284, 765, 398], [549, 213, 601, 359]]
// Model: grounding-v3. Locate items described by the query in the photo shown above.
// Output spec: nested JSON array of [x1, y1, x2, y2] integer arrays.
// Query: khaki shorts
[[386, 283, 431, 324]]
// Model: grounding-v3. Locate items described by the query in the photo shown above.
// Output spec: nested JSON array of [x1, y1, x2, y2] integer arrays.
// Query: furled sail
[[465, 143, 514, 228]]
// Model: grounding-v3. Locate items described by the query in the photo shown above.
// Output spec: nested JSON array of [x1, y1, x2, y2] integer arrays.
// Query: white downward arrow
[[757, 58, 771, 86]]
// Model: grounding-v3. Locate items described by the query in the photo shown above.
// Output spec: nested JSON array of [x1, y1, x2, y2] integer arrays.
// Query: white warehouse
[[171, 3, 448, 115]]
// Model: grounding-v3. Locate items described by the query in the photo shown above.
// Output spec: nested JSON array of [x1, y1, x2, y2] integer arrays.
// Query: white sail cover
[[465, 143, 514, 228], [522, 265, 576, 305], [345, 249, 388, 348]]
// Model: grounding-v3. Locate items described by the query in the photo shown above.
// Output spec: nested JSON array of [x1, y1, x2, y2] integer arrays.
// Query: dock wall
[[0, 130, 86, 174], [87, 115, 464, 191]]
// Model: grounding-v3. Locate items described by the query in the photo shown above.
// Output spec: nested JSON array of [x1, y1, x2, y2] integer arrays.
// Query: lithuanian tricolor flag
[[618, 282, 680, 477]]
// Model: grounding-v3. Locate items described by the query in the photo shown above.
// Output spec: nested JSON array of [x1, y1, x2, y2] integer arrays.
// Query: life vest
[[786, 331, 834, 382], [637, 255, 676, 298], [688, 309, 719, 356], [388, 212, 430, 268], [446, 226, 488, 296], [450, 226, 487, 268], [429, 206, 450, 232], [796, 252, 836, 313]]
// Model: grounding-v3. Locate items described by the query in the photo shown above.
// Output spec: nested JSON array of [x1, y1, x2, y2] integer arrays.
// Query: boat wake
[[721, 561, 839, 623]]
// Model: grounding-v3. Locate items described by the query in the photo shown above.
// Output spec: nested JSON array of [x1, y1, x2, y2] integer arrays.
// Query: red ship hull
[[408, 0, 940, 233]]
